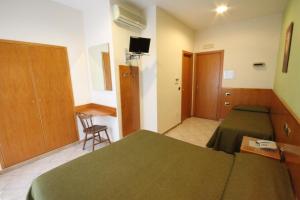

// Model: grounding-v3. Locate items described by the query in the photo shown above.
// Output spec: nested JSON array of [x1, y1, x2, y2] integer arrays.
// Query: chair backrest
[[76, 112, 94, 132]]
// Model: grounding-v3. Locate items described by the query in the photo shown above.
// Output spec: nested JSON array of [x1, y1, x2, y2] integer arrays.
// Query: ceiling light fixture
[[216, 5, 228, 14]]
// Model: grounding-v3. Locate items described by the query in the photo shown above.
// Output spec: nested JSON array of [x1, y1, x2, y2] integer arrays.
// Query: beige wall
[[195, 14, 282, 89], [157, 8, 195, 133]]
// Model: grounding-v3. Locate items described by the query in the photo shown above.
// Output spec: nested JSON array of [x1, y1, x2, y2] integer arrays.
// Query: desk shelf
[[74, 103, 117, 117]]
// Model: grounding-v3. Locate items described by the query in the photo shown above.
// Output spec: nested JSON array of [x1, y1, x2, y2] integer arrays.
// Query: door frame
[[181, 51, 194, 122], [193, 50, 224, 120]]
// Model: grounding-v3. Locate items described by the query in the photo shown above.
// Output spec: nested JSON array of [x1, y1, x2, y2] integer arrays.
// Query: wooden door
[[181, 52, 193, 122], [0, 41, 46, 167], [119, 65, 140, 137], [102, 52, 112, 91], [29, 46, 78, 151], [194, 51, 223, 120]]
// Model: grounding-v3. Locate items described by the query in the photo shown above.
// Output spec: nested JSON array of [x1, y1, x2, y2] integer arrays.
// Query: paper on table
[[249, 140, 277, 150]]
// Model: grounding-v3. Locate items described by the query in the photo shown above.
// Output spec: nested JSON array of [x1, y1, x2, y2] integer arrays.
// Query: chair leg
[[92, 133, 95, 151], [98, 132, 101, 143], [105, 129, 111, 144], [83, 133, 88, 150]]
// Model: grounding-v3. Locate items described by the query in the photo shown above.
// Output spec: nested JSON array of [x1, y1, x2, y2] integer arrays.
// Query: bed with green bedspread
[[222, 153, 294, 200], [27, 130, 293, 200], [207, 105, 274, 154]]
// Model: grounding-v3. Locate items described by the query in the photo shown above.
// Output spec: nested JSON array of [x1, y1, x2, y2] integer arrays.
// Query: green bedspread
[[27, 130, 234, 200], [207, 109, 274, 154], [222, 153, 294, 200], [27, 130, 294, 200]]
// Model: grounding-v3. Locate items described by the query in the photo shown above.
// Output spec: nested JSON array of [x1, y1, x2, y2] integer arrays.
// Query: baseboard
[[162, 123, 181, 135]]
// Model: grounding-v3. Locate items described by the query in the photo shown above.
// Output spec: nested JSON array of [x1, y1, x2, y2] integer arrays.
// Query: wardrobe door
[[29, 46, 78, 151], [0, 41, 46, 168]]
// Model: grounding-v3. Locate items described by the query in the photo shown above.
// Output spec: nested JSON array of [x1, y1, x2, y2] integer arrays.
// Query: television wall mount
[[125, 50, 147, 66]]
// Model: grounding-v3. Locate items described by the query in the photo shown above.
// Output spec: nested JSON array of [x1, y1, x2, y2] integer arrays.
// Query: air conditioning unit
[[113, 4, 146, 31]]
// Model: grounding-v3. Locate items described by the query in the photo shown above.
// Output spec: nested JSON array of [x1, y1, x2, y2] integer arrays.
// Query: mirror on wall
[[88, 43, 112, 91]]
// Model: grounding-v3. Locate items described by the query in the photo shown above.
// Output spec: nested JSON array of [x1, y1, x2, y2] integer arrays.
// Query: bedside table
[[240, 136, 281, 160]]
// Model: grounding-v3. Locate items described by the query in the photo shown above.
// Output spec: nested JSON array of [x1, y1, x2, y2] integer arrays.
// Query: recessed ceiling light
[[216, 5, 228, 14]]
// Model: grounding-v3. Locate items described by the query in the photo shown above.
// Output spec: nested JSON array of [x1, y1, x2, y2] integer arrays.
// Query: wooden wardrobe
[[0, 40, 78, 168]]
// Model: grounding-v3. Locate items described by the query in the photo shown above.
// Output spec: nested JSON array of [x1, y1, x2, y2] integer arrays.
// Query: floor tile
[[0, 140, 109, 200], [166, 117, 220, 147]]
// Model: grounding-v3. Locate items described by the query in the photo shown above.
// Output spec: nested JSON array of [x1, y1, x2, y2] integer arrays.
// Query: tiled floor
[[0, 117, 219, 200], [0, 141, 109, 200], [166, 117, 220, 147]]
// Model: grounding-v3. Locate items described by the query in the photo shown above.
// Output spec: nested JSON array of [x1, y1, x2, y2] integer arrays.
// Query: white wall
[[0, 0, 90, 106], [194, 14, 282, 89], [80, 0, 120, 141], [82, 0, 117, 108], [156, 8, 195, 133], [140, 6, 158, 132]]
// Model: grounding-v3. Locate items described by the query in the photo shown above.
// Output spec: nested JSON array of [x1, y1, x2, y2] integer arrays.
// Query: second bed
[[207, 105, 274, 154]]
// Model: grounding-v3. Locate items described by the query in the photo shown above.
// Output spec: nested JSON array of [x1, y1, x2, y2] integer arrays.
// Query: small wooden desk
[[74, 103, 117, 117], [241, 136, 281, 160]]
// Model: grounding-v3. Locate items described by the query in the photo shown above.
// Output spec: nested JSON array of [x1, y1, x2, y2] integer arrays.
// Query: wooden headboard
[[219, 88, 273, 119], [271, 92, 300, 199]]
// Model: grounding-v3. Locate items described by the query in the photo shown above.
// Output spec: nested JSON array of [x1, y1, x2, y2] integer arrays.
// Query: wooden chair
[[77, 112, 111, 151]]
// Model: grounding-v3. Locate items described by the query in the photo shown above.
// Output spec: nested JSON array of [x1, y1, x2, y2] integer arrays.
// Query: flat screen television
[[129, 37, 151, 54]]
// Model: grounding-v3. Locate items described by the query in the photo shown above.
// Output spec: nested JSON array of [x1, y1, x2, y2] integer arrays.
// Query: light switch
[[224, 70, 235, 80]]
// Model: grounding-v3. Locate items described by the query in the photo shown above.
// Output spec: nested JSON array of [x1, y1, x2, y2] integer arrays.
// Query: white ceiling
[[51, 0, 83, 10], [127, 0, 287, 30], [52, 0, 288, 30]]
